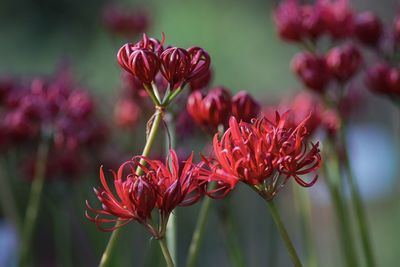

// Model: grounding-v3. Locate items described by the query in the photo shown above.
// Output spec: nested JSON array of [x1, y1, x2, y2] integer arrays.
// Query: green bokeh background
[[0, 0, 399, 266]]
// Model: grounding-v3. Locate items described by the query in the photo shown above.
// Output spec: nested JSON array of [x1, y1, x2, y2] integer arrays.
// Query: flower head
[[160, 47, 190, 88], [204, 112, 321, 200], [86, 150, 203, 236], [353, 12, 382, 46]]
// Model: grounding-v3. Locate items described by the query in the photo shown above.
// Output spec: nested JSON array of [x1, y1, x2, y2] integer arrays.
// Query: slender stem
[[339, 125, 376, 267], [321, 161, 358, 267], [217, 199, 246, 267], [165, 112, 177, 265], [19, 138, 50, 267], [159, 237, 175, 267], [0, 156, 21, 230], [164, 87, 183, 106], [186, 190, 214, 267], [292, 186, 318, 267], [99, 109, 164, 267], [266, 200, 303, 267]]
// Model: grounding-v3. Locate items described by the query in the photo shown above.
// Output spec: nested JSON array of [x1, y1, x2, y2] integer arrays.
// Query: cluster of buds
[[102, 4, 150, 39], [187, 87, 261, 133], [86, 150, 203, 236], [0, 68, 108, 179], [201, 112, 321, 200], [275, 0, 400, 104], [274, 0, 382, 45], [291, 44, 363, 93], [117, 33, 210, 102]]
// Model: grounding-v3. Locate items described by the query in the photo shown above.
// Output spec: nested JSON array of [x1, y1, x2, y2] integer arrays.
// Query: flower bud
[[273, 0, 303, 42], [187, 87, 232, 132], [189, 68, 212, 91], [186, 47, 211, 81], [291, 52, 330, 93], [319, 0, 354, 39], [114, 99, 141, 129], [326, 45, 362, 81], [231, 91, 261, 122], [354, 12, 382, 46], [159, 47, 190, 88]]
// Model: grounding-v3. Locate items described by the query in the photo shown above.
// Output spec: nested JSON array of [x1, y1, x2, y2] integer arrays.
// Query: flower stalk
[[159, 237, 175, 267], [266, 200, 303, 267], [339, 124, 376, 267], [19, 135, 50, 267], [98, 108, 163, 267]]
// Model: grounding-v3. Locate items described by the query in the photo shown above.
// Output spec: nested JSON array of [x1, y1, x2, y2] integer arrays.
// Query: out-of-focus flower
[[318, 0, 354, 39], [189, 68, 212, 91], [274, 0, 325, 42], [326, 44, 362, 81], [175, 110, 196, 139], [300, 4, 325, 41], [86, 150, 203, 236], [353, 12, 382, 46], [187, 87, 232, 133], [102, 5, 150, 38], [114, 99, 141, 129], [203, 112, 321, 200], [231, 91, 261, 122], [273, 0, 303, 42], [291, 52, 331, 93], [366, 63, 400, 96], [394, 16, 400, 43]]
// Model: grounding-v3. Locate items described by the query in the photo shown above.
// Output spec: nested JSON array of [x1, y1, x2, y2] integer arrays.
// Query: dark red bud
[[326, 45, 362, 81], [231, 91, 261, 122], [354, 12, 382, 46]]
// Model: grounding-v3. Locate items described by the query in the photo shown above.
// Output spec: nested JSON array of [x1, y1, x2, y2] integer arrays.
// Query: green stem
[[322, 161, 358, 267], [19, 138, 50, 267], [186, 191, 214, 267], [217, 200, 246, 267], [339, 126, 376, 267], [159, 237, 175, 267], [98, 109, 164, 267], [292, 186, 318, 267], [0, 156, 21, 230], [266, 200, 303, 267], [165, 112, 177, 265]]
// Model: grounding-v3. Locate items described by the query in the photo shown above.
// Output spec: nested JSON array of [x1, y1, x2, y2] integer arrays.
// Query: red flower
[[366, 64, 400, 96], [291, 52, 331, 93], [206, 112, 321, 200], [353, 12, 382, 46], [159, 47, 190, 88], [326, 45, 362, 82], [231, 91, 261, 122], [86, 150, 203, 236], [117, 46, 160, 85], [186, 47, 211, 81], [187, 87, 232, 133], [189, 68, 212, 91], [318, 0, 354, 39], [273, 0, 303, 42], [113, 98, 141, 129]]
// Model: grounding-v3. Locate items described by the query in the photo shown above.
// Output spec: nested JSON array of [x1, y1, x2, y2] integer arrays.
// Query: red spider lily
[[102, 5, 150, 38], [231, 91, 261, 123], [135, 33, 165, 55], [86, 150, 203, 235], [189, 68, 212, 91], [186, 47, 211, 81], [159, 47, 190, 88], [353, 12, 382, 46], [318, 0, 354, 39], [291, 52, 331, 93], [205, 112, 321, 200], [326, 44, 362, 82], [366, 63, 400, 96], [187, 87, 232, 133], [273, 0, 303, 42], [117, 47, 160, 85]]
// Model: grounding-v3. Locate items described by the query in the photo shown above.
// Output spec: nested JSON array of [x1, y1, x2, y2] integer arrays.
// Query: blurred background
[[0, 0, 399, 266]]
